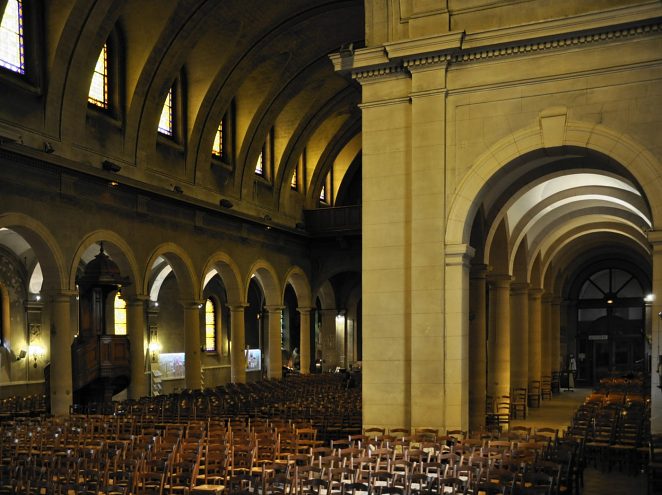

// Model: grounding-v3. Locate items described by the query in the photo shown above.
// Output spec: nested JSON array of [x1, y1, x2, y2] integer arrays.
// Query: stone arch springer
[[201, 251, 245, 307], [68, 230, 142, 295], [283, 266, 312, 308], [445, 118, 662, 247], [0, 213, 67, 293], [245, 259, 282, 305], [143, 243, 200, 302]]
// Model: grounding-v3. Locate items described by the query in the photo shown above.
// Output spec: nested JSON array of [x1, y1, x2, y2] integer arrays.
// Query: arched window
[[0, 0, 24, 74], [319, 184, 326, 202], [205, 298, 217, 352], [114, 292, 127, 335], [88, 43, 108, 108], [212, 122, 223, 158], [255, 149, 264, 176], [158, 87, 174, 136], [291, 166, 298, 190]]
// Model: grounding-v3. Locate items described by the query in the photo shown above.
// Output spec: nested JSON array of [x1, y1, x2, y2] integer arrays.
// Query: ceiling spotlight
[[219, 199, 233, 209], [102, 160, 122, 173]]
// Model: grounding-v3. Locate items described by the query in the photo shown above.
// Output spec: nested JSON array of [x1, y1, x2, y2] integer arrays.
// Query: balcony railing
[[303, 206, 361, 235]]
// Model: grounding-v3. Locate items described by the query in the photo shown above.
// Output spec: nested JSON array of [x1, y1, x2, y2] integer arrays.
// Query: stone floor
[[511, 387, 649, 495]]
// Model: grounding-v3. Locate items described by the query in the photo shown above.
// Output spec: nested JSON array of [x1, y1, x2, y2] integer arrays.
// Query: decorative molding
[[337, 4, 662, 80], [454, 22, 662, 64]]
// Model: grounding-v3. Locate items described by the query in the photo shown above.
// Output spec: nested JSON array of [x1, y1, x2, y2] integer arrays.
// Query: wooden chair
[[528, 381, 541, 408]]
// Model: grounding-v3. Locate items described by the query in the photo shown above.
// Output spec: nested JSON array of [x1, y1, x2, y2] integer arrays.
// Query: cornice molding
[[334, 3, 662, 81]]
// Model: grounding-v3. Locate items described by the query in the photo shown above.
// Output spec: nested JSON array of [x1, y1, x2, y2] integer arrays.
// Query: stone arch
[[446, 121, 662, 246], [0, 213, 66, 293], [201, 252, 244, 306], [143, 243, 199, 302], [68, 230, 142, 296], [245, 259, 281, 305], [283, 266, 312, 308]]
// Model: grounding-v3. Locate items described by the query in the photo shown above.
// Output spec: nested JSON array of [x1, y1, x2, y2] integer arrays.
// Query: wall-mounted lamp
[[15, 349, 26, 361], [28, 344, 45, 368], [173, 185, 183, 194], [102, 160, 122, 173], [148, 341, 162, 363], [43, 142, 55, 154], [219, 199, 233, 209]]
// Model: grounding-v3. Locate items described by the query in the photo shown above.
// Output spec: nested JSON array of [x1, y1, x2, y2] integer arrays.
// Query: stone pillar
[[319, 309, 338, 371], [444, 244, 474, 431], [488, 275, 511, 398], [229, 305, 247, 384], [469, 263, 488, 432], [48, 291, 75, 416], [528, 289, 543, 386], [297, 307, 313, 374], [541, 294, 553, 380], [648, 230, 662, 433], [265, 305, 284, 379], [510, 283, 529, 389], [126, 296, 148, 399], [356, 67, 411, 431], [181, 301, 202, 390], [551, 297, 562, 375]]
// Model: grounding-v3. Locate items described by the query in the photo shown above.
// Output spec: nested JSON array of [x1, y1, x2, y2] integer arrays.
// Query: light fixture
[[148, 341, 162, 363], [43, 142, 54, 153], [35, 294, 41, 301], [606, 299, 614, 305], [173, 185, 183, 194], [102, 160, 122, 173], [15, 349, 26, 361], [28, 344, 45, 368], [645, 294, 654, 302], [220, 199, 233, 209], [109, 181, 119, 187]]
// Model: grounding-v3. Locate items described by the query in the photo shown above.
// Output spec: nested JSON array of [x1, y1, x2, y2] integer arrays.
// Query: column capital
[[228, 303, 249, 312], [528, 288, 544, 298], [179, 300, 205, 310], [445, 243, 476, 268], [124, 295, 149, 306], [42, 290, 78, 302], [470, 263, 489, 279], [647, 229, 662, 246], [297, 307, 315, 314], [488, 274, 512, 287], [551, 296, 563, 306], [511, 282, 530, 294], [264, 305, 285, 313]]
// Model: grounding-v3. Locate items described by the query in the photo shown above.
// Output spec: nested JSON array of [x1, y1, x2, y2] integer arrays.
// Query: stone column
[[648, 230, 662, 433], [355, 67, 411, 431], [126, 296, 148, 399], [319, 309, 338, 371], [264, 305, 284, 379], [297, 307, 313, 374], [541, 294, 553, 380], [528, 289, 543, 387], [48, 291, 76, 416], [229, 304, 247, 384], [551, 297, 562, 375], [488, 274, 511, 398], [181, 301, 202, 390], [444, 244, 474, 431], [409, 60, 450, 431], [510, 283, 529, 389], [469, 263, 488, 432]]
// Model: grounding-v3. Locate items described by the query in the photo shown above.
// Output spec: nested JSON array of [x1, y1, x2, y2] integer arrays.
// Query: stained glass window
[[88, 44, 108, 107], [255, 150, 264, 176], [114, 293, 127, 335], [0, 0, 24, 74], [158, 88, 173, 136], [205, 299, 216, 352], [212, 121, 223, 157], [291, 166, 297, 190]]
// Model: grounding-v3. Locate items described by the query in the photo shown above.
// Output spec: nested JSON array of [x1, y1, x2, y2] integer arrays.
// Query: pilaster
[[510, 283, 529, 389], [264, 305, 285, 380]]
